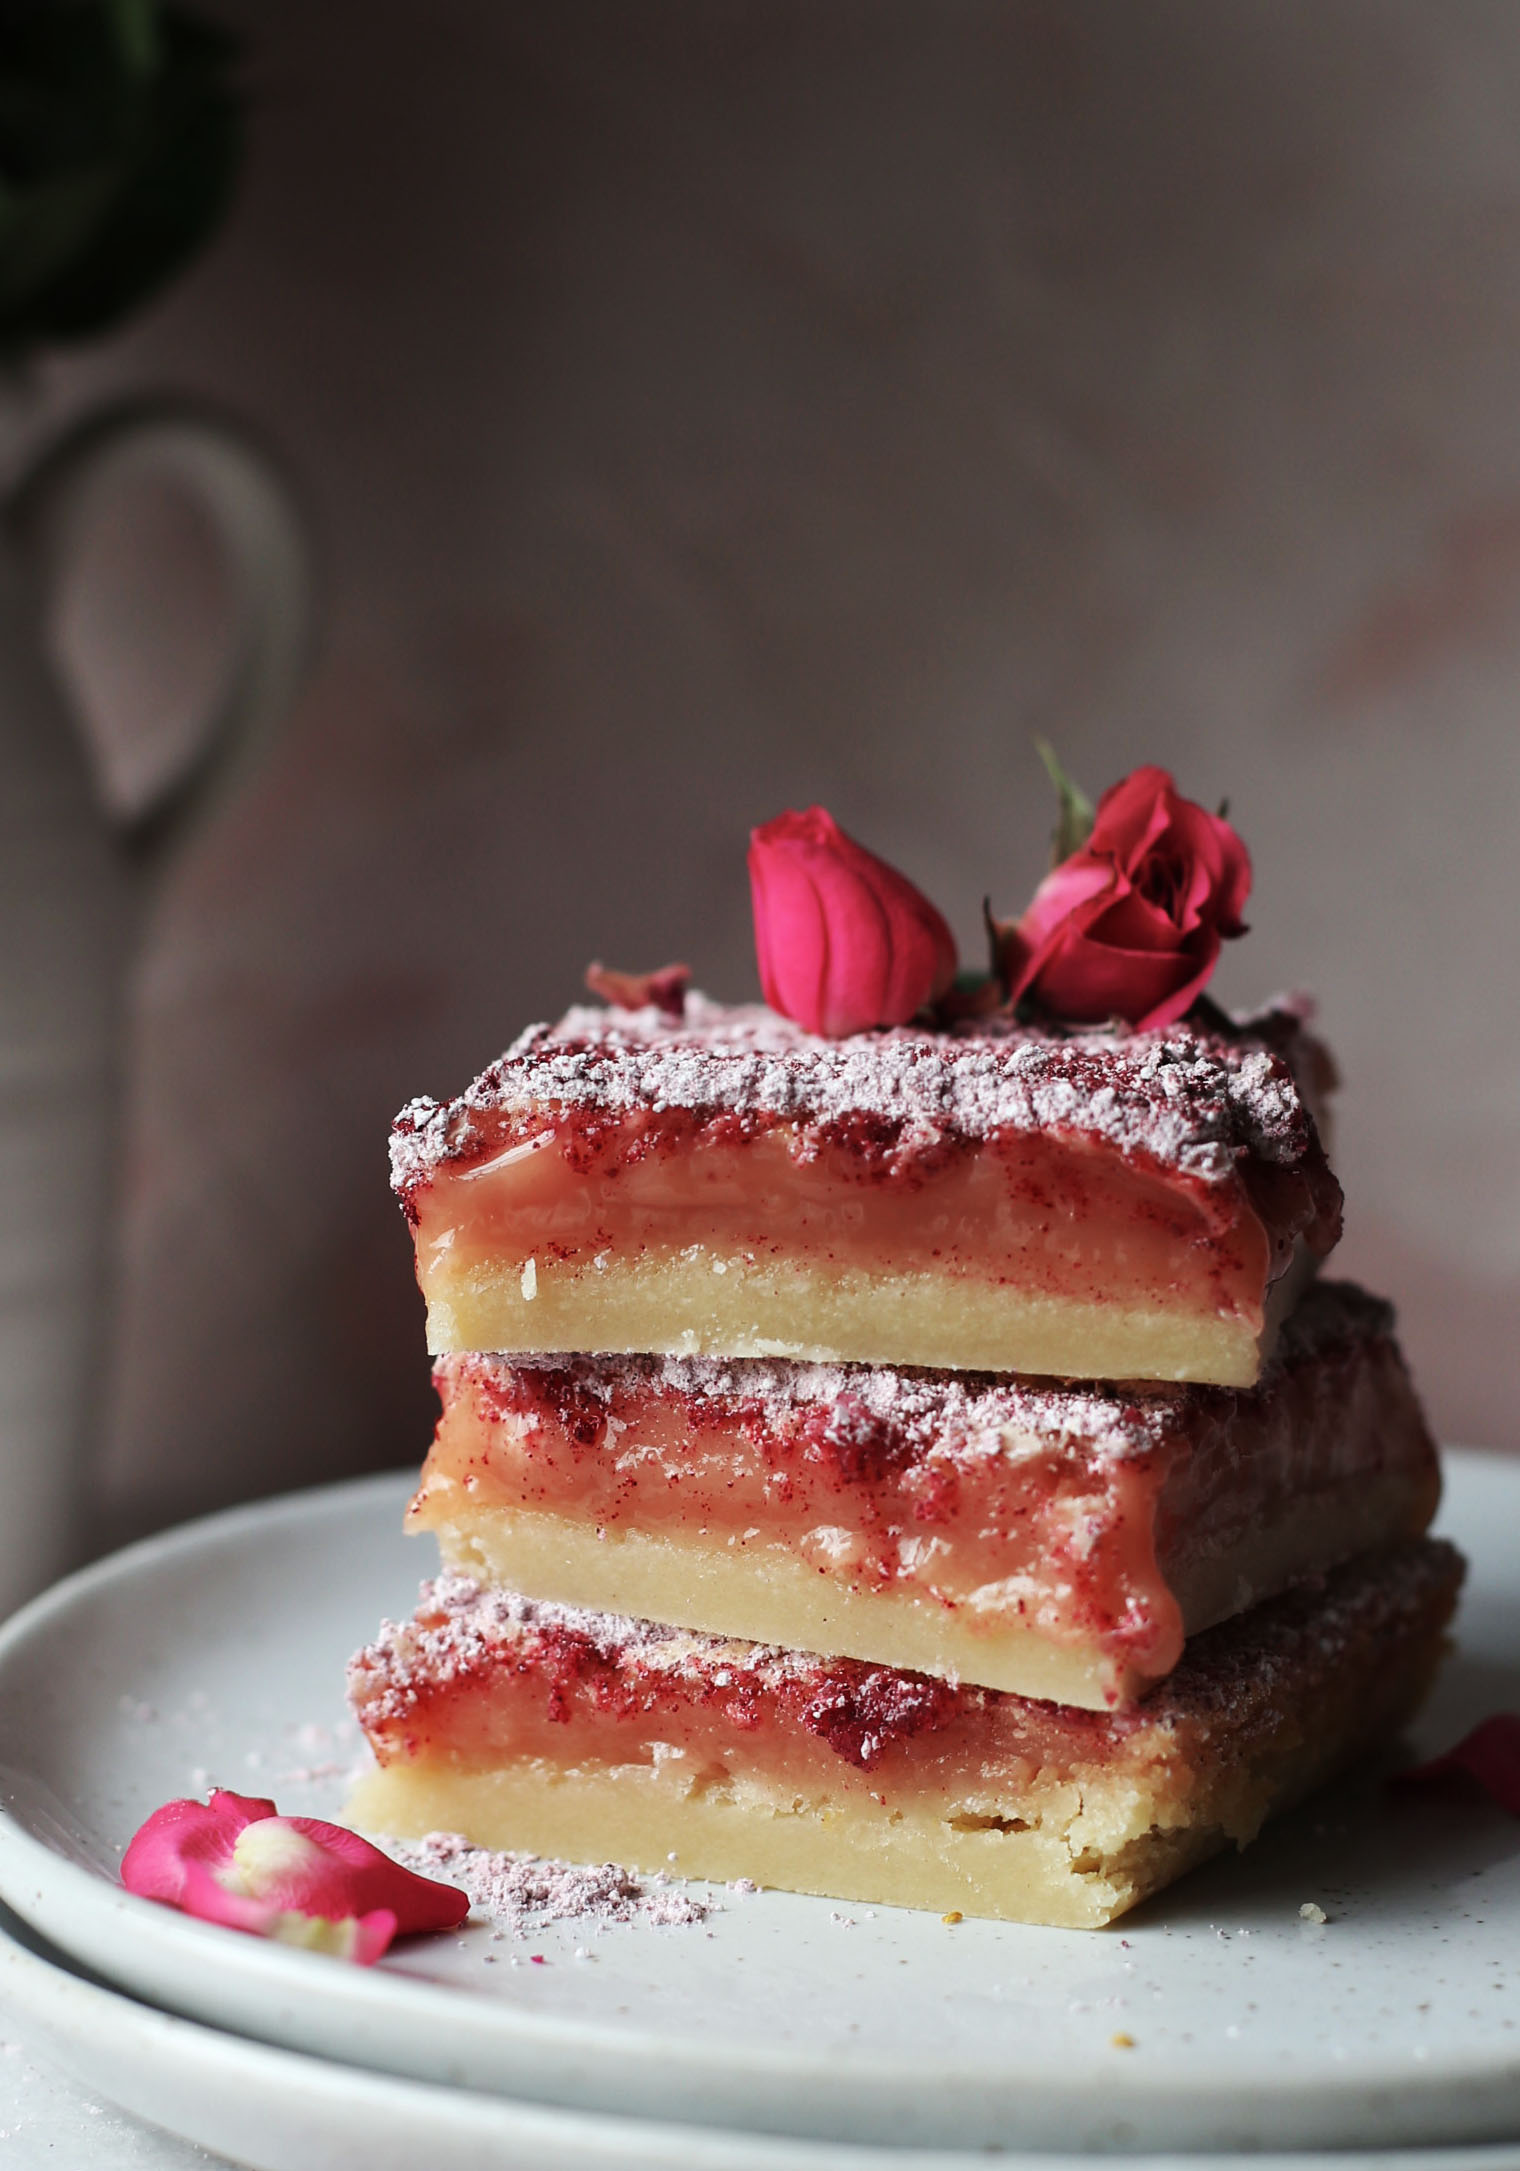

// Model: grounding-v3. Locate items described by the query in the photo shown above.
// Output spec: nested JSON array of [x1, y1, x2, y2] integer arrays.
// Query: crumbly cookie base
[[423, 1250, 1266, 1388], [348, 1757, 1208, 1929], [431, 1510, 1122, 1707]]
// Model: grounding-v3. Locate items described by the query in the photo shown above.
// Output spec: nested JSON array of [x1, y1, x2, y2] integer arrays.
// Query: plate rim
[[11, 1899, 1520, 2171]]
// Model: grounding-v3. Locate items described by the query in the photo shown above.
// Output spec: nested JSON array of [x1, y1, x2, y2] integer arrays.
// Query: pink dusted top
[[391, 993, 1339, 1213]]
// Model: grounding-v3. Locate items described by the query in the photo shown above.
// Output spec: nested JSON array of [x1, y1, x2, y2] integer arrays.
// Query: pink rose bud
[[121, 1789, 470, 1964], [748, 806, 957, 1038], [999, 765, 1251, 1031]]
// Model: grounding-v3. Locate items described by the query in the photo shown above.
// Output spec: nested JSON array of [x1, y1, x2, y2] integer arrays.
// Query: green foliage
[[0, 0, 243, 355], [1033, 738, 1095, 865]]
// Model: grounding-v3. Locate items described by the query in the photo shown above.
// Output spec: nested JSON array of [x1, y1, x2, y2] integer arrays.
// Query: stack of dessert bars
[[348, 995, 1461, 1927]]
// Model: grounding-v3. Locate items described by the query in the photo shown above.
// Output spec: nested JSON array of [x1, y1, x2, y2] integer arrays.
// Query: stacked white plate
[[0, 1455, 1517, 2171]]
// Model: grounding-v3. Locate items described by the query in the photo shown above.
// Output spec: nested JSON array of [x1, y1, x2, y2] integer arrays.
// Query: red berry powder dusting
[[379, 1829, 712, 1937]]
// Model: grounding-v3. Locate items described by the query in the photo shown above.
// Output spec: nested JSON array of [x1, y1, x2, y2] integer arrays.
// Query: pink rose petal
[[121, 1789, 469, 1964], [1392, 1716, 1520, 1814], [584, 961, 690, 1020]]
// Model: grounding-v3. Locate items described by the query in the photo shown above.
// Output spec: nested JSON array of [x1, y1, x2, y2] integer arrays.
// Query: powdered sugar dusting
[[348, 1575, 831, 1729], [391, 994, 1325, 1194], [348, 1578, 676, 1726], [501, 1351, 1166, 1468], [378, 1830, 708, 1934]]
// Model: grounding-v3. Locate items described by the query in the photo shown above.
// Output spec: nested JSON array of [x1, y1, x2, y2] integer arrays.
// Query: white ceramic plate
[[10, 1901, 1520, 2171], [0, 1456, 1515, 2158]]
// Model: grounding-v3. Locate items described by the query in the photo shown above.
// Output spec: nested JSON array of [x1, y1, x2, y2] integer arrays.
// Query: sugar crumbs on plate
[[382, 1830, 711, 1937]]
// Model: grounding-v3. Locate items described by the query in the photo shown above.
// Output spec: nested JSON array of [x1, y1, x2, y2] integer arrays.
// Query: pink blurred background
[[34, 0, 1520, 1539]]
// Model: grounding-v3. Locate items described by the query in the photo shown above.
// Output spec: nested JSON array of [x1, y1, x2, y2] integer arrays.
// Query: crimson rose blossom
[[1001, 765, 1250, 1031], [121, 1789, 469, 1964], [749, 807, 957, 1038]]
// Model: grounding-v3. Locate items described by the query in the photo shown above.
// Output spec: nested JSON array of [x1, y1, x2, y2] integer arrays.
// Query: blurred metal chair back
[[0, 396, 314, 1614]]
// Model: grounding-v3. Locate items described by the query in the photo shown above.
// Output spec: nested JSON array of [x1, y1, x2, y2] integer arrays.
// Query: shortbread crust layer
[[409, 1283, 1438, 1707], [391, 997, 1342, 1387], [347, 1538, 1462, 1929]]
